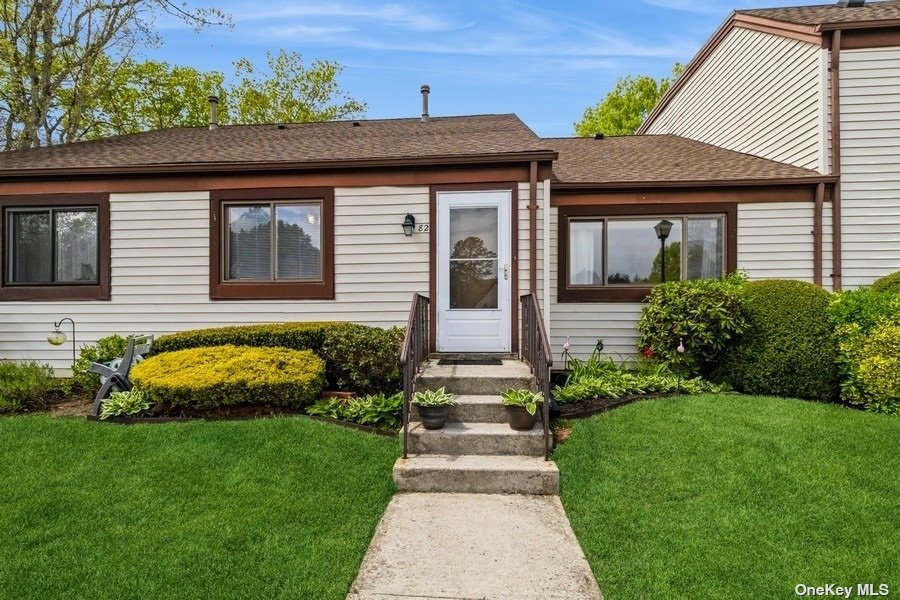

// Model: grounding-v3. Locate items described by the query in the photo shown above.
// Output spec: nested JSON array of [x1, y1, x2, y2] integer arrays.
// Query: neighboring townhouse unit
[[641, 0, 900, 290]]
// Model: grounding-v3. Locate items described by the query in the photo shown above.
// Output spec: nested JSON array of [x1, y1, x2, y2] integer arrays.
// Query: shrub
[[73, 334, 131, 391], [306, 392, 403, 429], [131, 345, 325, 409], [100, 389, 151, 419], [0, 361, 55, 413], [829, 288, 900, 412], [638, 274, 747, 376], [718, 280, 837, 401], [152, 322, 402, 394], [871, 270, 900, 293]]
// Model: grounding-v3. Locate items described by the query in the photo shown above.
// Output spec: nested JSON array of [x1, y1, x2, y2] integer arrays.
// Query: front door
[[436, 190, 512, 352]]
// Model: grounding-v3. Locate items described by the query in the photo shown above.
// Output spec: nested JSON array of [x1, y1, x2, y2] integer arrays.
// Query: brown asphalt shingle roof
[[544, 135, 825, 185], [0, 114, 551, 173], [737, 0, 900, 26]]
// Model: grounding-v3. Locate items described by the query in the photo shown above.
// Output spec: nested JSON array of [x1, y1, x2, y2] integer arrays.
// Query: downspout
[[829, 29, 843, 290], [529, 161, 538, 294], [814, 182, 824, 287]]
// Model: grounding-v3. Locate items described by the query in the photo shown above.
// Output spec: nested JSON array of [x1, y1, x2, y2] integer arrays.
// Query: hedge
[[131, 345, 325, 409], [718, 280, 838, 401], [871, 270, 900, 294], [152, 322, 403, 394]]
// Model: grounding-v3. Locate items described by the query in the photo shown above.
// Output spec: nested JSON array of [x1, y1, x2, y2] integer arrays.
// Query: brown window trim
[[558, 203, 737, 303], [210, 187, 335, 300], [0, 193, 110, 301]]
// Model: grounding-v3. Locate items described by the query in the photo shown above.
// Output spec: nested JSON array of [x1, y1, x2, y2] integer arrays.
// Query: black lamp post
[[48, 317, 76, 369], [654, 219, 674, 283], [402, 213, 416, 237]]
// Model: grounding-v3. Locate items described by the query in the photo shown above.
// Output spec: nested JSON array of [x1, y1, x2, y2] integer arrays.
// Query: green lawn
[[0, 415, 399, 599], [555, 395, 900, 600]]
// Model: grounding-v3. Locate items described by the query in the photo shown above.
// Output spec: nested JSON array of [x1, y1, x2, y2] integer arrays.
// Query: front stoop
[[397, 358, 557, 496], [394, 454, 559, 495]]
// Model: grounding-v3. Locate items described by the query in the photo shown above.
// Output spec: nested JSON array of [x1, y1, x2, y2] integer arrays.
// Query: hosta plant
[[100, 389, 151, 419], [412, 387, 456, 407], [500, 388, 543, 416]]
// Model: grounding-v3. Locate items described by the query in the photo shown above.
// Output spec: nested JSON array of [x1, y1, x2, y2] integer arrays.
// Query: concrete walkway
[[347, 493, 602, 600]]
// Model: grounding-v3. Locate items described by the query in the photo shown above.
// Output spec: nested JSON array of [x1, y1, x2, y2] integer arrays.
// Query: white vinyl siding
[[738, 202, 833, 291], [645, 27, 825, 172], [548, 207, 643, 360], [839, 47, 900, 288], [0, 187, 431, 373]]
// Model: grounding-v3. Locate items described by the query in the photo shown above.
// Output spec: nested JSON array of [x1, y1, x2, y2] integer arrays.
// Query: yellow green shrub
[[855, 323, 900, 414], [131, 345, 325, 409]]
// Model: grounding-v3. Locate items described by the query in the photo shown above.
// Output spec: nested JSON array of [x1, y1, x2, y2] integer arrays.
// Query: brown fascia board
[[638, 12, 821, 134], [0, 150, 559, 181], [551, 175, 838, 192]]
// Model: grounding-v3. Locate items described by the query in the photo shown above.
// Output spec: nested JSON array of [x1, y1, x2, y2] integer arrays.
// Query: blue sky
[[152, 0, 825, 137]]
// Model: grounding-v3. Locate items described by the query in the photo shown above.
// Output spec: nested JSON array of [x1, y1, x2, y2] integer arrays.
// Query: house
[[1, 0, 897, 372]]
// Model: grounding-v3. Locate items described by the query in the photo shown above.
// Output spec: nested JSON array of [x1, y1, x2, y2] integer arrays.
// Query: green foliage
[[131, 345, 325, 409], [719, 280, 837, 401], [0, 361, 55, 413], [500, 388, 543, 416], [553, 360, 725, 404], [638, 274, 748, 376], [153, 322, 402, 394], [320, 324, 404, 395], [568, 353, 621, 381], [100, 389, 151, 420], [871, 270, 900, 293], [829, 289, 900, 413], [230, 50, 366, 124], [574, 63, 684, 136], [72, 334, 131, 392], [412, 388, 456, 407], [306, 392, 403, 430]]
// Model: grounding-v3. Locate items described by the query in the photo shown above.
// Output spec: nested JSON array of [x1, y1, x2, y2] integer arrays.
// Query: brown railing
[[400, 293, 430, 459], [520, 293, 553, 460]]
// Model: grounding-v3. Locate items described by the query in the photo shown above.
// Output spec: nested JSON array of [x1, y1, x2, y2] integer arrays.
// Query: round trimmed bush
[[131, 345, 325, 409], [854, 322, 900, 414], [718, 280, 838, 400], [871, 271, 900, 293]]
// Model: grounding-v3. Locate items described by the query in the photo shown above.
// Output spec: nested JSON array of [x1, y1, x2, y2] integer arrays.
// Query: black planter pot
[[417, 405, 451, 430], [505, 405, 537, 431]]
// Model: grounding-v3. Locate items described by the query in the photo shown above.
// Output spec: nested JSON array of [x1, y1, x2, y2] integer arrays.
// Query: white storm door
[[436, 190, 511, 352]]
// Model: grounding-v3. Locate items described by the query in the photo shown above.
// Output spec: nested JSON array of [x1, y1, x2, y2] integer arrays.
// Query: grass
[[0, 415, 400, 599], [555, 394, 900, 600]]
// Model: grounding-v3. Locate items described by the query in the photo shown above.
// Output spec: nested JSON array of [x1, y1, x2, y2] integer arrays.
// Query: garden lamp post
[[654, 219, 674, 283], [48, 317, 76, 369]]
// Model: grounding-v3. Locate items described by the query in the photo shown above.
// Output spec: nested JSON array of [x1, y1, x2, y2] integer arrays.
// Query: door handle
[[503, 264, 509, 280]]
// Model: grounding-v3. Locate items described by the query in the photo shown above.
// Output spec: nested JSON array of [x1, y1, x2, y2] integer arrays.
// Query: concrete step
[[394, 454, 559, 495], [408, 421, 547, 456], [417, 359, 534, 395], [412, 395, 507, 423]]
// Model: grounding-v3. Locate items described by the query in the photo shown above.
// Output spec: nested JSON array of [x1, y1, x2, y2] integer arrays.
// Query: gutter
[[830, 29, 844, 290], [529, 161, 538, 294], [0, 150, 559, 181], [551, 175, 838, 192]]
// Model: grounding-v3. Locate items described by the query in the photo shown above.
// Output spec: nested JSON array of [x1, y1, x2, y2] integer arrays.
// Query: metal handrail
[[520, 293, 553, 460], [400, 293, 430, 459]]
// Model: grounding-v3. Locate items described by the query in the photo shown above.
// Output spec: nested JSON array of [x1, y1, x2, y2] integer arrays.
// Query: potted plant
[[412, 387, 457, 430], [500, 388, 543, 431]]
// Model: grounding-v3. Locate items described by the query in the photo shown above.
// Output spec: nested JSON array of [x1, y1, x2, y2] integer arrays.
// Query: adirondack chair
[[90, 334, 154, 417]]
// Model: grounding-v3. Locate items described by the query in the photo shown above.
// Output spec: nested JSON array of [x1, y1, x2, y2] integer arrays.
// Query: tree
[[574, 63, 684, 137], [229, 50, 366, 125], [0, 0, 230, 150]]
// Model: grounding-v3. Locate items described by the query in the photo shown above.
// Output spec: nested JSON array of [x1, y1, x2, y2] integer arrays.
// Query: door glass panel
[[607, 219, 682, 284], [449, 207, 499, 309]]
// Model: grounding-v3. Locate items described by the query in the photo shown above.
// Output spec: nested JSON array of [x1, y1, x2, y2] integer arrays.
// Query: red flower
[[641, 347, 655, 358]]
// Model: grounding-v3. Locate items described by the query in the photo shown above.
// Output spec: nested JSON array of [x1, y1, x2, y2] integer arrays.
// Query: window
[[210, 188, 334, 300], [559, 204, 736, 302], [1, 194, 110, 301]]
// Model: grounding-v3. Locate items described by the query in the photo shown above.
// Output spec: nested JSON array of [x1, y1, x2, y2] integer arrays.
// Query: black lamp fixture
[[48, 317, 76, 368], [654, 219, 674, 283], [402, 213, 416, 237]]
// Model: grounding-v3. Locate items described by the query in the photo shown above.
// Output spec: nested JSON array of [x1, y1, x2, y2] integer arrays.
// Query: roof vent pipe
[[837, 0, 865, 7], [420, 84, 430, 122], [208, 95, 219, 130]]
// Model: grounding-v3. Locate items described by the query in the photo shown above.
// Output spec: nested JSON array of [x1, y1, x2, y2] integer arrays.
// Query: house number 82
[[417, 224, 430, 232]]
